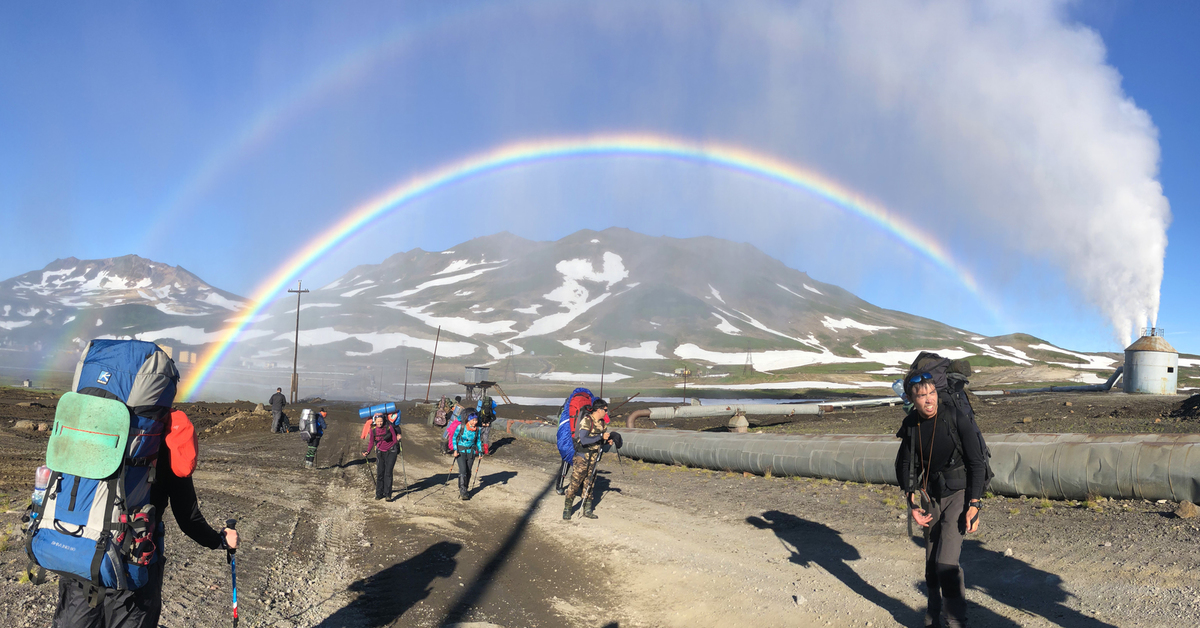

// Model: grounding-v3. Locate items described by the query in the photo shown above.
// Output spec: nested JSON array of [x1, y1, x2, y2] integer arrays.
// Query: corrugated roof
[[1125, 335, 1177, 353]]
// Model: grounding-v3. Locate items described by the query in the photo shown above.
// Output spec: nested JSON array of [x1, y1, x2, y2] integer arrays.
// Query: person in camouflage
[[563, 399, 612, 520]]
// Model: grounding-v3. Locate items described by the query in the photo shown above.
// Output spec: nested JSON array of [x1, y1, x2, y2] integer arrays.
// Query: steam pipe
[[492, 418, 1200, 502], [974, 366, 1124, 396], [626, 409, 651, 428], [647, 403, 822, 421]]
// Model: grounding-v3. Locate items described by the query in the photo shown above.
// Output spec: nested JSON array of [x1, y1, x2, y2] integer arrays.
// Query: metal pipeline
[[647, 403, 822, 421], [492, 418, 1200, 502], [974, 366, 1125, 396]]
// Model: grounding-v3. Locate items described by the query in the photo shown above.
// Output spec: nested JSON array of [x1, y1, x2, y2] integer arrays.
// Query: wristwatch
[[967, 499, 983, 510]]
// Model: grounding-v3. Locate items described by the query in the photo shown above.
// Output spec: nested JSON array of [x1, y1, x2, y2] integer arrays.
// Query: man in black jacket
[[269, 387, 287, 433], [894, 372, 986, 628]]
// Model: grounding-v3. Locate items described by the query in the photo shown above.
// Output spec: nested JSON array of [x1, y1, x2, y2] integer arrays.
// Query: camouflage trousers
[[564, 450, 600, 501]]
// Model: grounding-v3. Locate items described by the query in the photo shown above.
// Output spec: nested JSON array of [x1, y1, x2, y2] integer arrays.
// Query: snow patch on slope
[[1028, 343, 1117, 370], [277, 327, 477, 357], [713, 313, 741, 335], [821, 316, 896, 332], [513, 252, 627, 339]]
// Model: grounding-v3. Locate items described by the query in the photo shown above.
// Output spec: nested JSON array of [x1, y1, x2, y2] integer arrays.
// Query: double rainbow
[[180, 133, 988, 400]]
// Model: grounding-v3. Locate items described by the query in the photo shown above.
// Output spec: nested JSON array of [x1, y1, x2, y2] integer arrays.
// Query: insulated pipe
[[974, 366, 1125, 396], [626, 409, 651, 428], [647, 403, 822, 421], [492, 418, 1200, 502]]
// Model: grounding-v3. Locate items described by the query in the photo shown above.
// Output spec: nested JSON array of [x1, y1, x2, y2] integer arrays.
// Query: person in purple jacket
[[363, 413, 401, 500]]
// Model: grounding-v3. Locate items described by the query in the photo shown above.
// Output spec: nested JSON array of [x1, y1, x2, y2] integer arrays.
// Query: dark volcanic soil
[[0, 388, 1198, 627]]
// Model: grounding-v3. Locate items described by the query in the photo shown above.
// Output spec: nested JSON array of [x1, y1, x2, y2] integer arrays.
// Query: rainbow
[[180, 133, 993, 400]]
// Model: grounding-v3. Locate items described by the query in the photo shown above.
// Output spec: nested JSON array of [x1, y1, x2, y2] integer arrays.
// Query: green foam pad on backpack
[[47, 392, 131, 479]]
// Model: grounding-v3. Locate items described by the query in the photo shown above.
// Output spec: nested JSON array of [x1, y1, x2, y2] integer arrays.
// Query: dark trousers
[[924, 489, 968, 628], [564, 450, 600, 501], [52, 558, 166, 628], [375, 447, 397, 499], [305, 435, 322, 464], [457, 453, 476, 495], [271, 410, 283, 433]]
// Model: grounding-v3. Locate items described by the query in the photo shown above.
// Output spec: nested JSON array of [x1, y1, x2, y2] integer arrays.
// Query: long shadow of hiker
[[476, 470, 518, 490], [962, 540, 1117, 628], [314, 541, 461, 628], [488, 436, 515, 453], [747, 510, 921, 626], [591, 471, 622, 508], [395, 472, 454, 501]]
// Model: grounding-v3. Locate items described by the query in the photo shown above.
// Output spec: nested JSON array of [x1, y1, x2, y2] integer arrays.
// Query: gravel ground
[[0, 389, 1198, 627]]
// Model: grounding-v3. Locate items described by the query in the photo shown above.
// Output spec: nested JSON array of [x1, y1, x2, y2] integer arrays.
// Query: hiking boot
[[582, 500, 598, 519], [304, 460, 314, 469], [562, 496, 573, 520], [460, 491, 469, 501]]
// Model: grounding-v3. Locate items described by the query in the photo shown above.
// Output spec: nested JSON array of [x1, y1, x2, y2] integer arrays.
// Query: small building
[[1123, 328, 1178, 395]]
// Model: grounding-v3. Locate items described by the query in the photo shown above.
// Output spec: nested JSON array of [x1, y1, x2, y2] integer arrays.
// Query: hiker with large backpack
[[562, 399, 615, 520], [475, 396, 497, 455], [894, 353, 990, 628], [554, 387, 597, 495], [451, 411, 484, 500], [25, 339, 238, 628], [363, 413, 401, 500], [301, 408, 327, 469]]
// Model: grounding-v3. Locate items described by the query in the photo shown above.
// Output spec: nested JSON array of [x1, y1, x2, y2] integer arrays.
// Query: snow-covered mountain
[[0, 232, 1128, 391], [0, 255, 246, 356], [226, 228, 1120, 382]]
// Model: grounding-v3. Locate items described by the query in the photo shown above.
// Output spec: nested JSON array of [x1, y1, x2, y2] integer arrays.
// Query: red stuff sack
[[166, 409, 198, 477]]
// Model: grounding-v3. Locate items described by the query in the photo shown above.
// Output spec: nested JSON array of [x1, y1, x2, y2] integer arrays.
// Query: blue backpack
[[556, 388, 595, 463], [26, 339, 179, 605]]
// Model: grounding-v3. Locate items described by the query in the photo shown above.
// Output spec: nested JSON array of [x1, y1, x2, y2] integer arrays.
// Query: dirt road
[[2, 397, 1199, 627]]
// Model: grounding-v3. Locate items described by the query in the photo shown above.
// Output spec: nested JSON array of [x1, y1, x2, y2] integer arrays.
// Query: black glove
[[609, 432, 623, 449]]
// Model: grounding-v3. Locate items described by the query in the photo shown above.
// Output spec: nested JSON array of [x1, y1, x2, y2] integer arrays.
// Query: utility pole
[[287, 280, 309, 404], [599, 341, 608, 399], [403, 359, 409, 401], [425, 326, 441, 402]]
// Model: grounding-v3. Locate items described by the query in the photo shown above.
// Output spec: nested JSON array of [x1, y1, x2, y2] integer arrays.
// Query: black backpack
[[904, 352, 995, 496]]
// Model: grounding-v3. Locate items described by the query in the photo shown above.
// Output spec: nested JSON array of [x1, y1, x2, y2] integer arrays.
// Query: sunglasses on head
[[907, 372, 933, 386]]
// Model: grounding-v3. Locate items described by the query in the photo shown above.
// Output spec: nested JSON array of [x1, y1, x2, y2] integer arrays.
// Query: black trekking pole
[[225, 518, 239, 627], [398, 442, 409, 492], [471, 450, 483, 491]]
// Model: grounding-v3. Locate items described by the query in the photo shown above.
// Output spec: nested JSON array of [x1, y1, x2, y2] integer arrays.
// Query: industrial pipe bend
[[491, 419, 1200, 502], [626, 409, 651, 428]]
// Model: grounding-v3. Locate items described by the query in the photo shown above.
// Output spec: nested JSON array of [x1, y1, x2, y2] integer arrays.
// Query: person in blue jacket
[[452, 412, 484, 500], [304, 408, 327, 469]]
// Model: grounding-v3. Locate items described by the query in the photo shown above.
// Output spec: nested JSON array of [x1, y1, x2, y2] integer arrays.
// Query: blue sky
[[0, 1, 1195, 354]]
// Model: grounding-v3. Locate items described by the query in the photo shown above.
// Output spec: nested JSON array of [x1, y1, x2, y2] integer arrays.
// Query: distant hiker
[[363, 413, 401, 500], [555, 388, 597, 495], [563, 399, 613, 520], [442, 411, 464, 455], [452, 412, 484, 500], [451, 396, 465, 423], [433, 396, 452, 427], [304, 408, 327, 469], [269, 387, 288, 433], [476, 396, 497, 455], [895, 369, 987, 628]]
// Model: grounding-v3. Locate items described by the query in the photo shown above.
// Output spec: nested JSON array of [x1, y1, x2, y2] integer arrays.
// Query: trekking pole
[[471, 451, 483, 491], [444, 456, 460, 502], [398, 442, 408, 491], [225, 518, 239, 628]]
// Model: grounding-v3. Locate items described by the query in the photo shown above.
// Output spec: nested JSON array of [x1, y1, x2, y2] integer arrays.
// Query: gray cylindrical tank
[[1123, 332, 1178, 394]]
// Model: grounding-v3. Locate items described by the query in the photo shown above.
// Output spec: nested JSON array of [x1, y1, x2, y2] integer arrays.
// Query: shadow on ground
[[314, 541, 461, 628]]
